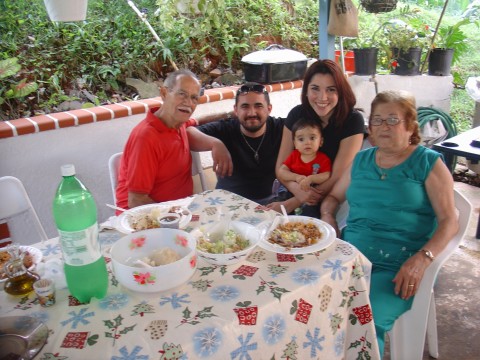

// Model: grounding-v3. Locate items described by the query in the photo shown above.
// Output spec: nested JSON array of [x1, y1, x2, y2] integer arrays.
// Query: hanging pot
[[391, 47, 422, 76], [360, 0, 398, 13], [428, 48, 454, 76], [353, 48, 378, 75], [43, 0, 88, 22]]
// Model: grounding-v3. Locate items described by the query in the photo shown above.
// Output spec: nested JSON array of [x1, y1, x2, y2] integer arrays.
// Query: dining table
[[0, 189, 380, 360]]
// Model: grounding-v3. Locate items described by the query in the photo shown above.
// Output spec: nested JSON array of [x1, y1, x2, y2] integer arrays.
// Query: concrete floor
[[194, 168, 480, 360]]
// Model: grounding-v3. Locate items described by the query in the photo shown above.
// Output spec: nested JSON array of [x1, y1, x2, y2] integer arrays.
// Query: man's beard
[[241, 117, 265, 133]]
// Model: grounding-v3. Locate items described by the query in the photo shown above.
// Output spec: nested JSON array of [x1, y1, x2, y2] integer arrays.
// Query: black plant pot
[[428, 48, 454, 76], [353, 48, 378, 75], [391, 47, 422, 75]]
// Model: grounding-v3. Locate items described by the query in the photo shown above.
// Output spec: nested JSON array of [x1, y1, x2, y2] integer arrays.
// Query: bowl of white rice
[[110, 228, 196, 293]]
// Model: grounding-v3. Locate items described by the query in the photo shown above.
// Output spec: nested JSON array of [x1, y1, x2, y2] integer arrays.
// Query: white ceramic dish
[[0, 316, 48, 360], [116, 204, 192, 233], [194, 221, 261, 266], [258, 215, 336, 254], [110, 228, 197, 293], [0, 246, 43, 284]]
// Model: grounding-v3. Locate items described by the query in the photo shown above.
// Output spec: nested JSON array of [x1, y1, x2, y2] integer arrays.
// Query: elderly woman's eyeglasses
[[237, 84, 267, 95], [169, 89, 200, 104], [370, 117, 403, 126]]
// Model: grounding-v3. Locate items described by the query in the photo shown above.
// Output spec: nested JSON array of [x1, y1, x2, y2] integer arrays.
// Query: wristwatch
[[418, 248, 435, 261]]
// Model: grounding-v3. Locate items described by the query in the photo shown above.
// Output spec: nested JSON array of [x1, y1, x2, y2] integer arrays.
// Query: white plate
[[0, 246, 43, 283], [257, 215, 336, 254], [0, 316, 48, 359], [116, 204, 192, 233]]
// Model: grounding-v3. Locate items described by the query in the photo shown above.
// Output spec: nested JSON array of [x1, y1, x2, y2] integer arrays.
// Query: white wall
[[0, 75, 453, 241]]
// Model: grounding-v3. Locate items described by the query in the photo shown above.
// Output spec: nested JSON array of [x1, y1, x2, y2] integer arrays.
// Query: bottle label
[[59, 223, 102, 266]]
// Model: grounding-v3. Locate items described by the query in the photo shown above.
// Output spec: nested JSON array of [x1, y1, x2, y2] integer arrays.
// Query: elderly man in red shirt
[[116, 69, 232, 210]]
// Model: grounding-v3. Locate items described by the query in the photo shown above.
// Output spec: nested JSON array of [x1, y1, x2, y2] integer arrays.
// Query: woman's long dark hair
[[301, 59, 357, 128]]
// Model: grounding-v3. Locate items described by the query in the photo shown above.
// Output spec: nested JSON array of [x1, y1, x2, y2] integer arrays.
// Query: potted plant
[[43, 0, 88, 22], [380, 19, 430, 75], [427, 18, 471, 76], [343, 22, 382, 75]]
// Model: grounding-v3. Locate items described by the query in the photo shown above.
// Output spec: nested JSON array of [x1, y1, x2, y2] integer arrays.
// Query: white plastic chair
[[0, 176, 48, 245], [108, 151, 208, 204], [108, 152, 122, 204], [387, 189, 472, 360], [191, 151, 208, 192]]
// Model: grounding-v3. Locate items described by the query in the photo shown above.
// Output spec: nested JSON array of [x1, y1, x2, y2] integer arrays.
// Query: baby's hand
[[299, 177, 313, 191], [295, 175, 307, 184]]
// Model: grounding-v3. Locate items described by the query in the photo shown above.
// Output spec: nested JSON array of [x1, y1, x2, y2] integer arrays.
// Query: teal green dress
[[343, 145, 441, 357]]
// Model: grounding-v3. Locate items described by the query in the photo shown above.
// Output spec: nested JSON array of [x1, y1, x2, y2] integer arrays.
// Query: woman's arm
[[320, 164, 351, 236], [314, 133, 364, 199], [393, 158, 459, 300], [277, 164, 305, 184]]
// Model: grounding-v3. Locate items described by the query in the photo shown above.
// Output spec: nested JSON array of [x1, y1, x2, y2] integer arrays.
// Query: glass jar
[[4, 245, 40, 296]]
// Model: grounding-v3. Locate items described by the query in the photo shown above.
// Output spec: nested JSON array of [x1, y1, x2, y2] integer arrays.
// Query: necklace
[[377, 145, 411, 180], [241, 129, 266, 165]]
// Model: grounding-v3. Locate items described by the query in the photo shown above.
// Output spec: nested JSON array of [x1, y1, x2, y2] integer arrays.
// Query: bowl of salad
[[194, 221, 260, 265]]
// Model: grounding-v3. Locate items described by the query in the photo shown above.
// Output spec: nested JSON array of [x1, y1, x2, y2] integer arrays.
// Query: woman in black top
[[268, 59, 365, 216]]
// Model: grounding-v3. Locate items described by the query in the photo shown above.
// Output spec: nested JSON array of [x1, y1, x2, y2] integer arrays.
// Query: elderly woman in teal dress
[[320, 90, 459, 357]]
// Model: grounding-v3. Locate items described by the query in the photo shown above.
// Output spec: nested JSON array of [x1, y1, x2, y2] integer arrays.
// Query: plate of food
[[258, 215, 336, 254], [0, 246, 43, 284], [116, 204, 192, 233]]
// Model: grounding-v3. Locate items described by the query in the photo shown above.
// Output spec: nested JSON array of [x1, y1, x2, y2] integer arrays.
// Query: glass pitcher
[[4, 244, 40, 296]]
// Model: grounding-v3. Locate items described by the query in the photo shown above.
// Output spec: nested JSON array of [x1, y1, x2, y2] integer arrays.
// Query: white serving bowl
[[110, 228, 197, 293], [195, 221, 261, 266]]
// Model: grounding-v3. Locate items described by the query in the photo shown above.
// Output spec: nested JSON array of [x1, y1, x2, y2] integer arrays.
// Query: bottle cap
[[61, 164, 76, 177]]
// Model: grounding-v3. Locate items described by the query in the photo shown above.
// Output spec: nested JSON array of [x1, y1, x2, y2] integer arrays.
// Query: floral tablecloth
[[0, 189, 380, 360]]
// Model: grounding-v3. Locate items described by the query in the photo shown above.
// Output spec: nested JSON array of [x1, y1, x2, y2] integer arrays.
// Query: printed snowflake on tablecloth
[[334, 330, 346, 357], [303, 327, 325, 357], [262, 314, 286, 344], [159, 292, 191, 309], [236, 215, 262, 225], [230, 332, 258, 359], [205, 196, 225, 206], [291, 268, 320, 285], [60, 308, 95, 329], [193, 327, 222, 357], [99, 293, 129, 310], [210, 285, 239, 302], [41, 243, 61, 256], [323, 259, 348, 281], [111, 345, 148, 360]]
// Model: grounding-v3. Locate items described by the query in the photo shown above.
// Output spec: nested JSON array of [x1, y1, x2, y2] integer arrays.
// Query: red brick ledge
[[0, 80, 303, 139]]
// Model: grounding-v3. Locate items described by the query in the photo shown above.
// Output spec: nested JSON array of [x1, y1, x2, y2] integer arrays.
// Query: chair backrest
[[388, 189, 472, 359], [0, 176, 48, 244], [108, 152, 123, 204], [191, 151, 208, 192], [108, 151, 208, 204]]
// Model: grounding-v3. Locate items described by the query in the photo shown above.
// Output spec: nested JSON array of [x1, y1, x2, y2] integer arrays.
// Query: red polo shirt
[[116, 108, 193, 209]]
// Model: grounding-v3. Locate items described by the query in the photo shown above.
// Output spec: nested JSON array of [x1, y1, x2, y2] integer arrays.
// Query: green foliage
[[0, 58, 38, 107]]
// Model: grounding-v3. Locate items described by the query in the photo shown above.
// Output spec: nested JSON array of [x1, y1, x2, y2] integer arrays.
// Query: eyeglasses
[[370, 117, 404, 126], [236, 84, 267, 96], [169, 89, 200, 104]]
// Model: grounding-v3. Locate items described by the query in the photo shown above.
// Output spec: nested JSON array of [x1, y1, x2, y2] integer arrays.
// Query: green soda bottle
[[52, 164, 108, 303]]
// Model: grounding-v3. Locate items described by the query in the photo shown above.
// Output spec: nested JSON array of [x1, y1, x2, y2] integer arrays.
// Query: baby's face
[[293, 126, 322, 155]]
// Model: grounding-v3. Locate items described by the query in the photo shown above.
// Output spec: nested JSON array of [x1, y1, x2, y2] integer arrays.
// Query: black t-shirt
[[285, 105, 365, 162], [197, 116, 284, 200]]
